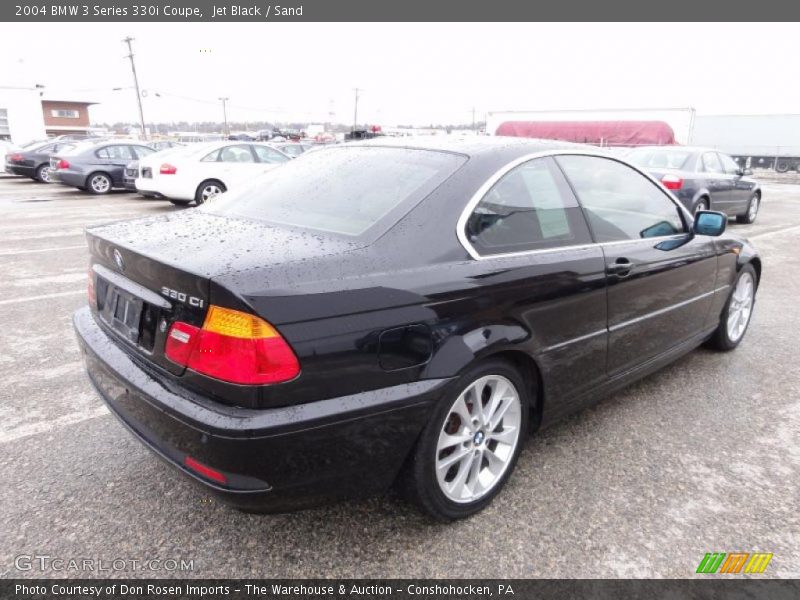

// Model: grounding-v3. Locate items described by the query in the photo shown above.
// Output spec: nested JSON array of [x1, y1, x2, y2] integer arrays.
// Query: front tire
[[195, 180, 226, 205], [403, 359, 529, 521], [736, 193, 760, 224], [707, 264, 757, 351], [86, 172, 112, 195]]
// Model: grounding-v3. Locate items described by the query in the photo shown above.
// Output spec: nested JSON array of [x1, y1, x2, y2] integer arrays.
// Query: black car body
[[627, 146, 762, 223], [50, 141, 157, 194], [5, 141, 78, 182], [74, 138, 761, 519], [122, 160, 139, 191]]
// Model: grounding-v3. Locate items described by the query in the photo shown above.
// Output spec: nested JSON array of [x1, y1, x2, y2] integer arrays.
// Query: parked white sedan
[[134, 141, 290, 205]]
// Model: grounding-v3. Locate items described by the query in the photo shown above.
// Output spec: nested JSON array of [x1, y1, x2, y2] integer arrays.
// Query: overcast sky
[[0, 23, 797, 127]]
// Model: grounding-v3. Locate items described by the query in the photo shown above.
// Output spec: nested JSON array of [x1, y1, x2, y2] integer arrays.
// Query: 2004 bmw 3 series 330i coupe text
[[74, 137, 761, 520]]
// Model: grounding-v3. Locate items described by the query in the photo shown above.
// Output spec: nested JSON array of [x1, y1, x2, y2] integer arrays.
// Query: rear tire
[[736, 193, 760, 224], [707, 264, 757, 351], [86, 172, 112, 195], [35, 164, 52, 183], [194, 180, 226, 205], [693, 197, 708, 214], [402, 359, 529, 521]]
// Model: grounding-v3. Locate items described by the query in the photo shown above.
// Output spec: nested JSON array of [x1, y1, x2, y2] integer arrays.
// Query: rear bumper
[[73, 306, 445, 512], [135, 176, 194, 201], [6, 164, 34, 177], [52, 170, 86, 188]]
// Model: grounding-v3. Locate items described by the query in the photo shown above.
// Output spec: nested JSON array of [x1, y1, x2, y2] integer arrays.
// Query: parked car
[[4, 140, 79, 183], [123, 160, 139, 191], [49, 141, 158, 194], [626, 146, 762, 223], [134, 141, 290, 205], [74, 138, 760, 520]]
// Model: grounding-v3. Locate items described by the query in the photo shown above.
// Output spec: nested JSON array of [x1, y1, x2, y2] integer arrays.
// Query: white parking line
[[0, 245, 86, 256], [0, 404, 109, 444], [0, 290, 85, 306], [750, 224, 800, 240]]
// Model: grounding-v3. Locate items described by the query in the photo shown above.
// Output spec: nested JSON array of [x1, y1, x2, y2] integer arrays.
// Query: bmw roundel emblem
[[113, 249, 125, 271]]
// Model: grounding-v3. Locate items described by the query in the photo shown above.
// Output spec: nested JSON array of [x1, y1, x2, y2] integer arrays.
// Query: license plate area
[[98, 280, 143, 344]]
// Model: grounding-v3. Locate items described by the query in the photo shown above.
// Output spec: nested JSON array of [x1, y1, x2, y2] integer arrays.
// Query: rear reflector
[[661, 174, 683, 190], [160, 163, 177, 175], [184, 456, 227, 484], [165, 305, 300, 385]]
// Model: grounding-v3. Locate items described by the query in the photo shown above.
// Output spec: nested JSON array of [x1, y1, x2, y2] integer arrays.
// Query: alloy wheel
[[201, 184, 222, 202], [748, 197, 759, 221], [91, 175, 110, 193], [39, 167, 52, 183], [435, 375, 522, 504], [727, 271, 754, 342]]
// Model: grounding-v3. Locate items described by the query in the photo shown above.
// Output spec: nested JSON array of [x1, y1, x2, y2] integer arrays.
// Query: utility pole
[[219, 97, 229, 137], [472, 107, 476, 133], [122, 36, 147, 140], [352, 88, 360, 132]]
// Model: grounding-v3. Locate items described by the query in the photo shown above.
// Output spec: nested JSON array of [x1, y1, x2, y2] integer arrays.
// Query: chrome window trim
[[456, 149, 696, 261]]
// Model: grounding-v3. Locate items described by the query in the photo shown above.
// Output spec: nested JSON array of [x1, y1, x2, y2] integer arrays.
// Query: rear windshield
[[203, 146, 466, 237], [626, 148, 691, 170]]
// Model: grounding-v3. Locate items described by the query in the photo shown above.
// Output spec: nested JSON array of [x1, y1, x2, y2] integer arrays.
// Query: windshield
[[203, 146, 466, 237], [626, 148, 691, 170]]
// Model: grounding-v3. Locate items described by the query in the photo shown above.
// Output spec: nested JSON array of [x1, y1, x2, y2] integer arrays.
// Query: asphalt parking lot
[[0, 176, 798, 579]]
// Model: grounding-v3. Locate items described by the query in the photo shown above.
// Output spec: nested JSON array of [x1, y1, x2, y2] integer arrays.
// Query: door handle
[[606, 258, 633, 277]]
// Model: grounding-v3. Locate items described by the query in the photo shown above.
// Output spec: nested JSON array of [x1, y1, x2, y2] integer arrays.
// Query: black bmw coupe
[[74, 137, 760, 520]]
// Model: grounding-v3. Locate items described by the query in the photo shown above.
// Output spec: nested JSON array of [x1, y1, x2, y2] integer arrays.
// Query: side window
[[38, 143, 55, 154], [466, 157, 592, 256], [95, 147, 110, 159], [96, 145, 133, 160], [718, 153, 740, 174], [254, 145, 290, 163], [219, 145, 254, 163], [701, 152, 724, 174], [556, 155, 686, 243], [133, 146, 155, 159]]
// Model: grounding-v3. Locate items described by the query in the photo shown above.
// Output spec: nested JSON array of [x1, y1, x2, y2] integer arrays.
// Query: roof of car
[[351, 135, 594, 157]]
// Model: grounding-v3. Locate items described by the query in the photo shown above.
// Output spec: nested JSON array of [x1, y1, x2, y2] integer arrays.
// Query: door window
[[701, 152, 724, 174], [95, 145, 134, 160], [466, 157, 592, 256], [718, 153, 741, 174], [253, 145, 291, 163], [219, 145, 254, 163], [556, 155, 686, 243]]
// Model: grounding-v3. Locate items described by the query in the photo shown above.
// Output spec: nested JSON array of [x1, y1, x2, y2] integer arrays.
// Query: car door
[[463, 156, 608, 412], [97, 145, 135, 186], [556, 155, 718, 376], [699, 151, 734, 213], [718, 152, 753, 213], [214, 144, 256, 186]]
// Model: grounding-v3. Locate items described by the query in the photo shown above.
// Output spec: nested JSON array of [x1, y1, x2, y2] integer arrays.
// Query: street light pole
[[352, 88, 360, 132], [122, 36, 147, 140], [219, 97, 229, 137]]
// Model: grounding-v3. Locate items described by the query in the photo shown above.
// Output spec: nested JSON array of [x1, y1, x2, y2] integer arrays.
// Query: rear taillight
[[661, 174, 683, 190], [56, 159, 69, 169], [87, 268, 96, 307], [10, 153, 23, 162], [165, 305, 300, 385], [160, 163, 177, 175]]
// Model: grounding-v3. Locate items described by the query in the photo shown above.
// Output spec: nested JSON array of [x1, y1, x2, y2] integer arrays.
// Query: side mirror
[[694, 210, 727, 236]]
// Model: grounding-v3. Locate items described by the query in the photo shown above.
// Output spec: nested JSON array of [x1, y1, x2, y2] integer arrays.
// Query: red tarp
[[495, 120, 676, 146]]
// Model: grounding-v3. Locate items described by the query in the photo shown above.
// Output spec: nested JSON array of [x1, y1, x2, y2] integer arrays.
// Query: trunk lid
[[87, 210, 363, 377]]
